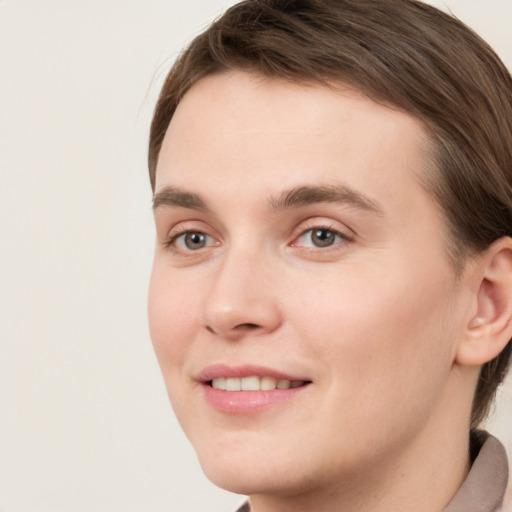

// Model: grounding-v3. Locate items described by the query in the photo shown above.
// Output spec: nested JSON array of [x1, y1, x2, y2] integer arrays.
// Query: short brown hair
[[148, 0, 512, 427]]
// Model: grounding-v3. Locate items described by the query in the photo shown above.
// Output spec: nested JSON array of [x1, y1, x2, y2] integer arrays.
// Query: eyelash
[[163, 223, 353, 256], [291, 224, 352, 250], [164, 230, 215, 252]]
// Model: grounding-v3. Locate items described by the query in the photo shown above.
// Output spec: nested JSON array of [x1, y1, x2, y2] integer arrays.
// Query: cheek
[[289, 262, 458, 414], [147, 265, 200, 375]]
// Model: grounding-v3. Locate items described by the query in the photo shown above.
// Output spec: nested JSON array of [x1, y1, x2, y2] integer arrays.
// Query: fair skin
[[148, 71, 512, 512]]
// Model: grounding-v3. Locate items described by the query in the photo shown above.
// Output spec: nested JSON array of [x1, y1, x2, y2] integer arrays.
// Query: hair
[[148, 0, 512, 427]]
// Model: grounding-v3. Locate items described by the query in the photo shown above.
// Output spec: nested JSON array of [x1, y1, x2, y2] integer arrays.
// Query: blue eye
[[297, 228, 345, 248], [175, 231, 213, 251]]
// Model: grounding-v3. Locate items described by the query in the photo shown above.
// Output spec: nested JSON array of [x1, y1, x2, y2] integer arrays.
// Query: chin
[[201, 459, 303, 497], [193, 437, 305, 496]]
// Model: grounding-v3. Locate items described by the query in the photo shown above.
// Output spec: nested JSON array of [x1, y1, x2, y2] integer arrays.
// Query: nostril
[[205, 323, 259, 334], [204, 321, 264, 339], [237, 323, 260, 330]]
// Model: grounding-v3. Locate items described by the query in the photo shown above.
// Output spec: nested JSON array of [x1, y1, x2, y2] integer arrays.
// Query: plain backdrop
[[1, 1, 511, 511]]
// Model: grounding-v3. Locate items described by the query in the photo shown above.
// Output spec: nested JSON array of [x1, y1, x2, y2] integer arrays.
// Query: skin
[[148, 71, 494, 512]]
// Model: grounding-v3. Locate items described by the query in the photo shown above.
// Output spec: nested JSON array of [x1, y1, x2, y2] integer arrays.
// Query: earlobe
[[456, 238, 512, 367]]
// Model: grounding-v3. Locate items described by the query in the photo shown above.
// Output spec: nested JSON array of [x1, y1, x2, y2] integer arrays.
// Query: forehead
[[155, 71, 434, 219]]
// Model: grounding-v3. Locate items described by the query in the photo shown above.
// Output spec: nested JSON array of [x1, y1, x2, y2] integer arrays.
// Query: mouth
[[198, 365, 312, 413], [209, 376, 310, 391]]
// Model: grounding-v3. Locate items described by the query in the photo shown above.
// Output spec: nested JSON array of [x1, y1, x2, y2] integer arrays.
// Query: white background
[[1, 1, 511, 511]]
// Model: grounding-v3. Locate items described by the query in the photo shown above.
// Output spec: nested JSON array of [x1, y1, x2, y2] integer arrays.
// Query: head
[[149, 0, 512, 429], [147, 0, 512, 504]]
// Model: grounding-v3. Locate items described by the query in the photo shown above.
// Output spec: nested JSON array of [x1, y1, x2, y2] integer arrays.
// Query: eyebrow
[[153, 184, 383, 216], [269, 185, 384, 215], [153, 186, 211, 212]]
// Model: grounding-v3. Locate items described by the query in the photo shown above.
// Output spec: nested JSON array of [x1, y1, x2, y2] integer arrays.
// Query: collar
[[444, 430, 509, 512]]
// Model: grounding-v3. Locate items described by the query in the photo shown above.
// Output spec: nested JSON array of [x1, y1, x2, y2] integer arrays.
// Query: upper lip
[[196, 364, 310, 383]]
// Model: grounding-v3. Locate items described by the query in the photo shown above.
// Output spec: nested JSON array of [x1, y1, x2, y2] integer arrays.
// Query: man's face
[[148, 71, 471, 497]]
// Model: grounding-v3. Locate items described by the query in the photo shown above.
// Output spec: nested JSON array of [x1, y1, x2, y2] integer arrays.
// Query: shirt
[[235, 431, 509, 512]]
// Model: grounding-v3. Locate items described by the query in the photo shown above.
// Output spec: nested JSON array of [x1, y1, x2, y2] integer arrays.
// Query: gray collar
[[444, 431, 509, 512]]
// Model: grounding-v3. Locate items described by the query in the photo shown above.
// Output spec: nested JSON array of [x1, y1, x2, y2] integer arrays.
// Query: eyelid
[[164, 219, 214, 239], [175, 231, 217, 251], [290, 218, 355, 246], [162, 221, 221, 253]]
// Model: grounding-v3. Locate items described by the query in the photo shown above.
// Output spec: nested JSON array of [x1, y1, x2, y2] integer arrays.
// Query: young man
[[147, 1, 512, 510]]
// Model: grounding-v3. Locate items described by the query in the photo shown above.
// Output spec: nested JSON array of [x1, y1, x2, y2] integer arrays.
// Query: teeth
[[260, 376, 278, 391], [211, 376, 305, 391], [241, 376, 260, 391], [212, 377, 226, 390], [226, 377, 241, 391]]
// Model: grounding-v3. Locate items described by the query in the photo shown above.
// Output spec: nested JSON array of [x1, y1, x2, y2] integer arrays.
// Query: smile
[[211, 376, 307, 391], [199, 365, 312, 413]]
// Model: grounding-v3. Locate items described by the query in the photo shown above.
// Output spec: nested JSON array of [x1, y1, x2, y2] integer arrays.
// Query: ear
[[456, 237, 512, 366]]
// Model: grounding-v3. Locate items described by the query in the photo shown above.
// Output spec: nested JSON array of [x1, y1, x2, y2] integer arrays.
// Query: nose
[[202, 247, 282, 341]]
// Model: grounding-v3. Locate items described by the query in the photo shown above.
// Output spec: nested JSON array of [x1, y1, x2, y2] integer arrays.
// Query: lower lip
[[202, 384, 310, 414]]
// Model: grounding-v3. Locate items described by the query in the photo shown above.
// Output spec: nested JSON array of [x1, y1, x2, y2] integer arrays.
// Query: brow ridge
[[269, 185, 383, 214], [153, 186, 210, 212], [153, 184, 383, 216]]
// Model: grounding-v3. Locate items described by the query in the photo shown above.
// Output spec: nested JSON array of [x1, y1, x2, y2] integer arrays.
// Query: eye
[[172, 231, 215, 251], [293, 227, 347, 248]]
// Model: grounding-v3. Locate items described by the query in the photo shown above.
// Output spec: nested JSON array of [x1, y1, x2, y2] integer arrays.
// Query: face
[[148, 71, 471, 499]]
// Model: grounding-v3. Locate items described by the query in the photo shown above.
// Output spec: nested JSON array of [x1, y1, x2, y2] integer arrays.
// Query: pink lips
[[197, 364, 311, 414], [197, 363, 307, 382]]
